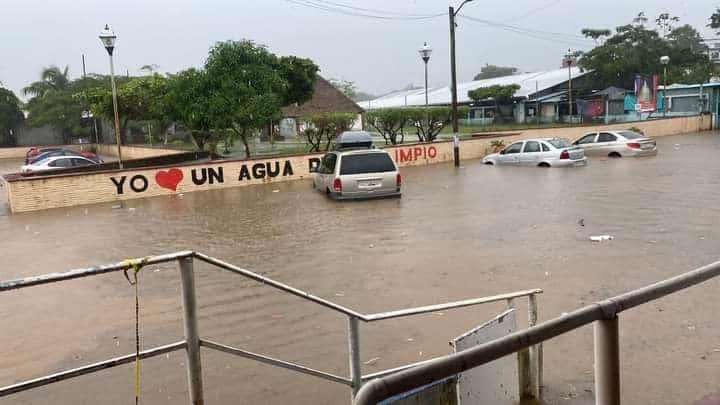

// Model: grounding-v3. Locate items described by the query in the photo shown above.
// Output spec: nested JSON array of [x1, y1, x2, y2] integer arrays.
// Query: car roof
[[335, 148, 389, 156]]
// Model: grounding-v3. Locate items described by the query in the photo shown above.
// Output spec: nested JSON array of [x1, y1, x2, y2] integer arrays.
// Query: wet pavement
[[1, 132, 720, 404]]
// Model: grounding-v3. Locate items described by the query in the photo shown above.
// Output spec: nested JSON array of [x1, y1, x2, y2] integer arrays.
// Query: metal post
[[663, 66, 667, 118], [567, 54, 573, 124], [179, 257, 204, 405], [108, 54, 124, 169], [424, 60, 429, 140], [594, 317, 620, 405], [528, 294, 541, 398], [449, 6, 460, 167], [348, 316, 362, 399]]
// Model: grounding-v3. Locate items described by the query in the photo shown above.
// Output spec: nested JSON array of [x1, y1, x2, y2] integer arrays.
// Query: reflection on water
[[2, 133, 720, 404]]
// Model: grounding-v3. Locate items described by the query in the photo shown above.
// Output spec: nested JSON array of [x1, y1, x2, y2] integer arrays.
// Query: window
[[504, 143, 523, 154], [523, 141, 541, 153], [541, 143, 551, 152], [618, 131, 643, 140], [339, 153, 396, 175], [320, 154, 337, 174], [48, 158, 72, 168], [576, 134, 597, 144], [598, 132, 617, 142], [548, 139, 571, 148], [72, 158, 93, 167]]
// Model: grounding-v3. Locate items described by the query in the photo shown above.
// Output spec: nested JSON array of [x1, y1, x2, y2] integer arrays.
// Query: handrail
[[363, 289, 543, 322], [353, 259, 720, 405], [0, 251, 194, 291], [0, 251, 543, 402]]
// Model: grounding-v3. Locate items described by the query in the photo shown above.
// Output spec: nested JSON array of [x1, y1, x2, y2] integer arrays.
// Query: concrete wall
[[3, 115, 712, 213], [94, 144, 186, 160]]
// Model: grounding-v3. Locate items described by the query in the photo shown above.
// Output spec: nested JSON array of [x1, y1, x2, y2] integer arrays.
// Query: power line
[[309, 0, 441, 18], [283, 0, 444, 21], [504, 0, 563, 22], [459, 15, 592, 47]]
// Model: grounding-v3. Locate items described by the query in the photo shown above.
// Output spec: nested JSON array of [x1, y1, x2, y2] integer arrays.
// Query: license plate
[[360, 181, 379, 187], [641, 144, 654, 150]]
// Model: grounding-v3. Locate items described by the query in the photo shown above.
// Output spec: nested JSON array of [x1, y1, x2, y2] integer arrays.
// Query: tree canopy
[[0, 87, 24, 144], [580, 13, 713, 86], [467, 84, 521, 102], [473, 65, 518, 81], [710, 8, 720, 33]]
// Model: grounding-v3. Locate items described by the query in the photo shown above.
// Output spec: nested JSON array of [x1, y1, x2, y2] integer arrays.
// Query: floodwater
[[1, 133, 720, 405]]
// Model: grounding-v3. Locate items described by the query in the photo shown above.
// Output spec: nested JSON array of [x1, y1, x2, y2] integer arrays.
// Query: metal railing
[[0, 251, 543, 403], [354, 259, 720, 405]]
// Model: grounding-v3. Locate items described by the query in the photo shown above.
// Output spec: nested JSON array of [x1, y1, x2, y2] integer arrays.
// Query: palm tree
[[23, 65, 70, 97]]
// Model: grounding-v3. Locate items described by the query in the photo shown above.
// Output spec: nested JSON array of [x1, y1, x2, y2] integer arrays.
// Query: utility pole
[[449, 6, 460, 167], [565, 49, 574, 124], [82, 54, 87, 77], [449, 1, 474, 167]]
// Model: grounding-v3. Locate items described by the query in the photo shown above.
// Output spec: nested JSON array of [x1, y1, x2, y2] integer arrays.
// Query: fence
[[0, 251, 543, 403], [353, 259, 720, 405]]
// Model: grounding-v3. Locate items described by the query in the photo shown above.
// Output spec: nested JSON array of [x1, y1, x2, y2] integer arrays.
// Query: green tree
[[579, 16, 712, 87], [301, 112, 356, 151], [164, 69, 218, 151], [656, 13, 680, 38], [0, 87, 24, 145], [473, 65, 518, 81], [203, 40, 318, 157], [366, 108, 411, 145], [23, 65, 87, 143], [710, 8, 720, 33], [79, 74, 170, 143], [405, 106, 468, 142], [581, 28, 612, 44]]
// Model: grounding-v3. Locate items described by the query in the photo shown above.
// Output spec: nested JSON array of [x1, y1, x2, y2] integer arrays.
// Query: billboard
[[634, 74, 658, 112]]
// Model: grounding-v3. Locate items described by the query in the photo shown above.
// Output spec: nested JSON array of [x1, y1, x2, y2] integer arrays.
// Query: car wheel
[[538, 162, 551, 167], [608, 152, 622, 158], [484, 161, 494, 165]]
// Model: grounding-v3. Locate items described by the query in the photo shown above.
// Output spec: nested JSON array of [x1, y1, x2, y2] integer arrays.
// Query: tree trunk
[[241, 129, 251, 158]]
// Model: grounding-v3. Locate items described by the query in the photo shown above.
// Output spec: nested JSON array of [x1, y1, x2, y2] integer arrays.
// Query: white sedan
[[483, 138, 587, 167], [21, 155, 99, 173]]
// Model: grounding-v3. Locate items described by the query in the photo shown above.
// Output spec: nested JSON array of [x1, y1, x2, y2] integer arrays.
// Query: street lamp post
[[564, 49, 575, 124], [419, 42, 432, 140], [660, 55, 670, 118], [99, 24, 124, 169], [449, 0, 474, 168]]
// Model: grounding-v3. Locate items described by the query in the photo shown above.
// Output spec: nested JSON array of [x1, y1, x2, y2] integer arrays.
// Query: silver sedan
[[572, 130, 657, 157], [483, 138, 587, 167]]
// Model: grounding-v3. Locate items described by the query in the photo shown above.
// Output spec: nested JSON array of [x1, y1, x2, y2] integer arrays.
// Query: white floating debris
[[369, 243, 375, 248], [111, 204, 122, 209], [335, 292, 345, 297], [128, 207, 136, 212], [364, 357, 380, 366], [590, 235, 614, 242], [406, 337, 415, 342], [272, 189, 280, 193], [24, 225, 30, 231]]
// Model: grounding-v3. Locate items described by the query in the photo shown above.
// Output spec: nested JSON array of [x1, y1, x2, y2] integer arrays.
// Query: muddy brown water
[[1, 133, 720, 405]]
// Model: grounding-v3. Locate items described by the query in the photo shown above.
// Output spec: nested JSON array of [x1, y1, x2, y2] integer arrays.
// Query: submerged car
[[311, 131, 401, 200], [483, 138, 587, 167], [21, 155, 100, 174], [29, 149, 102, 164], [572, 130, 657, 157]]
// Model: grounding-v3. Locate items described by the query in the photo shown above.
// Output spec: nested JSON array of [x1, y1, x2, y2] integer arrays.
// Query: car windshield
[[32, 157, 52, 166], [339, 153, 396, 175], [547, 139, 571, 148], [619, 131, 643, 139]]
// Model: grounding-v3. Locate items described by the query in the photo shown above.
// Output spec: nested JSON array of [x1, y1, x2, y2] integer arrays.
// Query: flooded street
[[2, 132, 720, 404]]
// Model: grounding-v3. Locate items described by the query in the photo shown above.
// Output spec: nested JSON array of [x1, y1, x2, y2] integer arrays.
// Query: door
[[497, 142, 523, 165], [595, 132, 618, 156], [574, 133, 599, 155], [317, 153, 337, 191], [519, 141, 541, 165]]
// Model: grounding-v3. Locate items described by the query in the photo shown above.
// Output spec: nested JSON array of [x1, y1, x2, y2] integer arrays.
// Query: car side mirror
[[500, 149, 506, 155]]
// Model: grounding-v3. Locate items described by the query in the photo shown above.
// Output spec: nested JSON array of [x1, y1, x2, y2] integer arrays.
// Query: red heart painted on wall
[[155, 168, 184, 191]]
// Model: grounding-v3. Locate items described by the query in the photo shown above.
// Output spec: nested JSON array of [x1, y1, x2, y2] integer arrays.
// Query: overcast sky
[[1, 0, 716, 99]]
